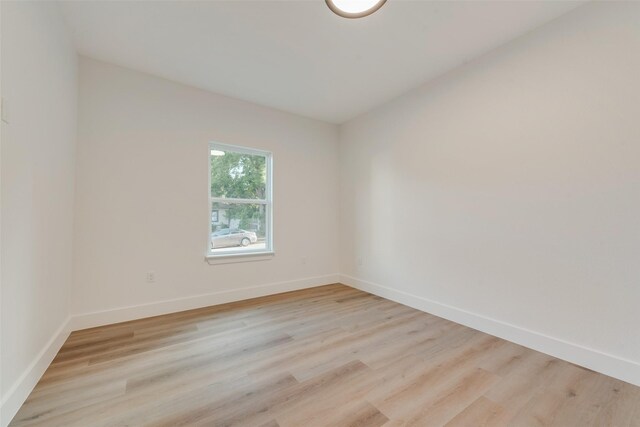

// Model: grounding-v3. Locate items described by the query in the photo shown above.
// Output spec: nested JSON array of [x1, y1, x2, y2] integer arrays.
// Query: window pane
[[210, 150, 266, 199], [210, 202, 267, 254]]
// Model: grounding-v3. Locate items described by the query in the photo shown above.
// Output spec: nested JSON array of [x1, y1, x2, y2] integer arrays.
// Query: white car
[[211, 229, 258, 249]]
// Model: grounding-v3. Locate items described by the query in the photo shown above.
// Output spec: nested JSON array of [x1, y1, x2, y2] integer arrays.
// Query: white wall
[[73, 58, 339, 322], [1, 1, 77, 424], [339, 1, 640, 385]]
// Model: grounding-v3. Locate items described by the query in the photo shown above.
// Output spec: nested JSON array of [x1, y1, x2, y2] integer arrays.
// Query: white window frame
[[206, 142, 274, 262]]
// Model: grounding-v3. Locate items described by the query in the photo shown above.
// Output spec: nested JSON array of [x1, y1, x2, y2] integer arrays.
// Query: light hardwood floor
[[11, 284, 640, 426]]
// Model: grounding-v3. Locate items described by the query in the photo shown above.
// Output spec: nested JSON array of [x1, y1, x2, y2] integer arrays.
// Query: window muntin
[[208, 143, 272, 257]]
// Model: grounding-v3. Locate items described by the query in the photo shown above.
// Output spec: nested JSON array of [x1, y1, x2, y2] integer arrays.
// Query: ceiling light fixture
[[326, 0, 387, 19]]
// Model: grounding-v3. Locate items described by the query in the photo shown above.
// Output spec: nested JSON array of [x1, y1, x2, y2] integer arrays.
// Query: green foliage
[[211, 151, 267, 236], [211, 152, 266, 199], [233, 204, 266, 235]]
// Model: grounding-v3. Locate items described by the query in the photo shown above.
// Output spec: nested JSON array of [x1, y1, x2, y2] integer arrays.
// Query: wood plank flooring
[[11, 284, 640, 426]]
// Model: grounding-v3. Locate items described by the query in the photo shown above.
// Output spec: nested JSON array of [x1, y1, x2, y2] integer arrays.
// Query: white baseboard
[[1, 317, 72, 427], [70, 274, 341, 331], [6, 273, 636, 427], [340, 274, 640, 387]]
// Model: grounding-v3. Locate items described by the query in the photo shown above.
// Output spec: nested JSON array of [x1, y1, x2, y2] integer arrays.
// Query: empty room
[[1, 0, 639, 426]]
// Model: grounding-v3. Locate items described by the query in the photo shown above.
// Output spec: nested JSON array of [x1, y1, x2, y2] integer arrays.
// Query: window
[[208, 142, 273, 258]]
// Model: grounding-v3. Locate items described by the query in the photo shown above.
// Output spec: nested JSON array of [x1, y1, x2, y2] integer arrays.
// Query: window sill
[[205, 251, 275, 265]]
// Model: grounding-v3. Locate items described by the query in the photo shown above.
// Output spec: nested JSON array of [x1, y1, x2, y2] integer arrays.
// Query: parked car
[[211, 228, 258, 249]]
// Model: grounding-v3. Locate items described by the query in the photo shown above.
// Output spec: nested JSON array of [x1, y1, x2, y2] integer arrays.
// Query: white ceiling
[[59, 0, 583, 124]]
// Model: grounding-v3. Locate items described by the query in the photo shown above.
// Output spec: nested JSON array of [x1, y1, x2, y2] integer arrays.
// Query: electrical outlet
[[1, 97, 9, 124], [146, 271, 156, 283], [356, 257, 363, 267], [301, 257, 307, 265]]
